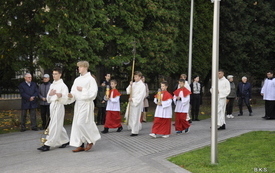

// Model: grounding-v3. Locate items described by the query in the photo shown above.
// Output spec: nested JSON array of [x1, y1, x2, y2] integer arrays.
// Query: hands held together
[[49, 89, 62, 98]]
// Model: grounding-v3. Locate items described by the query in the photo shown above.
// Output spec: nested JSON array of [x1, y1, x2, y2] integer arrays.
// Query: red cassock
[[105, 111, 121, 128], [152, 117, 171, 135], [104, 89, 122, 128], [151, 91, 173, 135], [175, 113, 190, 131]]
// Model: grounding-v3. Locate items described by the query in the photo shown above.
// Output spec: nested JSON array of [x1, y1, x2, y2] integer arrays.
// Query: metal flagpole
[[126, 39, 136, 125], [188, 0, 194, 84], [211, 0, 221, 164]]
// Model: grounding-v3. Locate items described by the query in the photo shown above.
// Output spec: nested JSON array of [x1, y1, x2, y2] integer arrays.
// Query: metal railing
[[0, 88, 21, 99]]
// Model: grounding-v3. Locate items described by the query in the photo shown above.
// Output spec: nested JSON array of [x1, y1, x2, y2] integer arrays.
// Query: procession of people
[[15, 61, 273, 152]]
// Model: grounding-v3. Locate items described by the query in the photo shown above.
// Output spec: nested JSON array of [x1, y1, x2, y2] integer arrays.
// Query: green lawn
[[168, 131, 275, 173]]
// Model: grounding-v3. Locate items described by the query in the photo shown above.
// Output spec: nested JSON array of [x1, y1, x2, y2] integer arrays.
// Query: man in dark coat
[[236, 76, 253, 116], [18, 73, 39, 131]]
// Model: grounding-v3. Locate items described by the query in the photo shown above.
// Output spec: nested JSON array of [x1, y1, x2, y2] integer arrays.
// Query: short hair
[[161, 81, 168, 87], [53, 67, 62, 74], [110, 79, 117, 84], [179, 79, 185, 83], [218, 69, 225, 73], [267, 71, 274, 74], [242, 76, 247, 80], [77, 61, 89, 68], [227, 75, 233, 79], [24, 73, 31, 77], [180, 74, 187, 78], [105, 73, 111, 76], [134, 71, 142, 77]]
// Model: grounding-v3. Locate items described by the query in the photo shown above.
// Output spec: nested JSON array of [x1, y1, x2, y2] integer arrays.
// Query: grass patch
[[168, 131, 275, 173], [0, 107, 74, 134]]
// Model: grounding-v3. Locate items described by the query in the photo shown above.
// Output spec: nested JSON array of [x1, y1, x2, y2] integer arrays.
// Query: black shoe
[[142, 120, 146, 123], [41, 145, 50, 151], [262, 116, 267, 119], [101, 128, 109, 134], [37, 146, 44, 150], [117, 126, 123, 132], [238, 114, 243, 116], [194, 119, 200, 121], [20, 129, 26, 132], [32, 128, 38, 131], [185, 128, 190, 133], [249, 113, 253, 116], [38, 145, 50, 151], [130, 134, 138, 136], [266, 117, 274, 120], [188, 120, 192, 124], [218, 124, 226, 130], [59, 142, 69, 148]]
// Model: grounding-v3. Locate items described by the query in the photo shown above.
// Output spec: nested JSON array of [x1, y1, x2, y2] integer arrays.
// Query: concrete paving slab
[[0, 106, 274, 173]]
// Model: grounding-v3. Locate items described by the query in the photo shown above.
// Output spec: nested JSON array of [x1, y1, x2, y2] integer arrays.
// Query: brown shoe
[[72, 147, 85, 152], [85, 143, 93, 151]]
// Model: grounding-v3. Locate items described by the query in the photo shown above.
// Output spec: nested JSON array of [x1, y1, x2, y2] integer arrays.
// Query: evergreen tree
[[220, 0, 275, 83], [36, 0, 107, 83], [99, 0, 182, 82], [0, 0, 44, 81]]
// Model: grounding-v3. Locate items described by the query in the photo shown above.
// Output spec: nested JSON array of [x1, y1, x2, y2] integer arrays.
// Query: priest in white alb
[[68, 61, 101, 152], [125, 71, 146, 136], [261, 71, 275, 120]]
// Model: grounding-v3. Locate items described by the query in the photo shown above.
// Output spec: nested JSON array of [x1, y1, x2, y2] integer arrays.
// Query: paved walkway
[[0, 106, 274, 173]]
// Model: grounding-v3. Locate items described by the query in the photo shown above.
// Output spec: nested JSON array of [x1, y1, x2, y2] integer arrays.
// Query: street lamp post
[[211, 0, 221, 164], [188, 0, 194, 84]]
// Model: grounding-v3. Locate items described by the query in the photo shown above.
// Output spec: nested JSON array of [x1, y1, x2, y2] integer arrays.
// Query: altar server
[[149, 81, 173, 138]]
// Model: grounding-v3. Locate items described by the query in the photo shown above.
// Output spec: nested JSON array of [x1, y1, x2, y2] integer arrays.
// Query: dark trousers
[[97, 107, 106, 125], [40, 105, 50, 129], [21, 109, 37, 129], [238, 97, 252, 114], [226, 98, 235, 115], [265, 100, 275, 119], [191, 94, 201, 120]]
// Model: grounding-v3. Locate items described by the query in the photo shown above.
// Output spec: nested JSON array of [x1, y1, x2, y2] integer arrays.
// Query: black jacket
[[236, 82, 252, 99], [18, 81, 38, 109]]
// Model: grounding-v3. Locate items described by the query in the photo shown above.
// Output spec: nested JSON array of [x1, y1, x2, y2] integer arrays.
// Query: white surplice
[[153, 98, 172, 118], [45, 79, 69, 147], [173, 90, 190, 113], [68, 72, 101, 147], [106, 91, 120, 111], [125, 80, 146, 134], [261, 78, 275, 100]]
